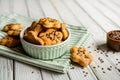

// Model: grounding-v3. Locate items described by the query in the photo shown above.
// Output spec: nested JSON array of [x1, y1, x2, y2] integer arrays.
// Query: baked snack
[[24, 17, 69, 46], [24, 22, 43, 37], [39, 17, 61, 29], [0, 36, 20, 47], [3, 23, 24, 37], [7, 30, 20, 36], [23, 21, 44, 45], [70, 46, 93, 67], [61, 23, 69, 40], [3, 23, 23, 31], [24, 31, 44, 45], [39, 29, 63, 45], [0, 23, 24, 47]]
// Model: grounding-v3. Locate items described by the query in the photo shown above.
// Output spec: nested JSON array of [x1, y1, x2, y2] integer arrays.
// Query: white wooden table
[[0, 0, 120, 80]]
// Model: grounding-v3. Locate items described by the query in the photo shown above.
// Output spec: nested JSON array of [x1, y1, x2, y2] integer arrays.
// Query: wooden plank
[[75, 0, 120, 32], [50, 0, 80, 25], [13, 0, 28, 16], [110, 0, 120, 7], [62, 0, 105, 40], [25, 0, 45, 19], [0, 57, 13, 80], [99, 0, 120, 16], [0, 0, 13, 14], [39, 0, 61, 21], [14, 61, 42, 80], [86, 0, 120, 27], [41, 69, 70, 80], [0, 0, 13, 80]]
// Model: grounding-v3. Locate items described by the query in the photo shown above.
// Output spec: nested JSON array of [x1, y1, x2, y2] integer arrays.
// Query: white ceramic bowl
[[20, 27, 71, 60]]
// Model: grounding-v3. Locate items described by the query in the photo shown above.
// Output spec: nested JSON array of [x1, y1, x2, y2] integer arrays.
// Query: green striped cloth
[[0, 14, 91, 73]]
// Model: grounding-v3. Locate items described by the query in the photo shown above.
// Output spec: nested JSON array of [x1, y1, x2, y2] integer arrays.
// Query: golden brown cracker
[[70, 46, 93, 67]]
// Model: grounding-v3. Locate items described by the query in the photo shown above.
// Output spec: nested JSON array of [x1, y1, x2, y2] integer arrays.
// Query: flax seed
[[117, 69, 120, 72], [98, 57, 100, 60], [97, 47, 100, 50], [101, 52, 103, 54], [103, 71, 105, 73], [110, 66, 112, 68], [93, 66, 96, 69], [113, 51, 115, 54], [102, 68, 104, 70], [103, 50, 105, 52], [71, 67, 74, 69], [84, 75, 87, 77], [107, 68, 111, 71], [83, 71, 85, 73], [115, 67, 117, 69], [87, 46, 91, 48], [86, 72, 88, 74], [105, 54, 108, 57]]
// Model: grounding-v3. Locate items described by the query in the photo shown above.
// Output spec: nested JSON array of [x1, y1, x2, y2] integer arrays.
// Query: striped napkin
[[0, 14, 91, 73]]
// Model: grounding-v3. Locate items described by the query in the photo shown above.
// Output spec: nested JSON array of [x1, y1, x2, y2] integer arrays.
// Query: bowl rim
[[107, 30, 120, 42], [20, 26, 71, 48]]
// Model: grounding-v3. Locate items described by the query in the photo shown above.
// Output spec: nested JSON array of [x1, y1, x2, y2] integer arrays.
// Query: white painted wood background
[[0, 0, 120, 80]]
